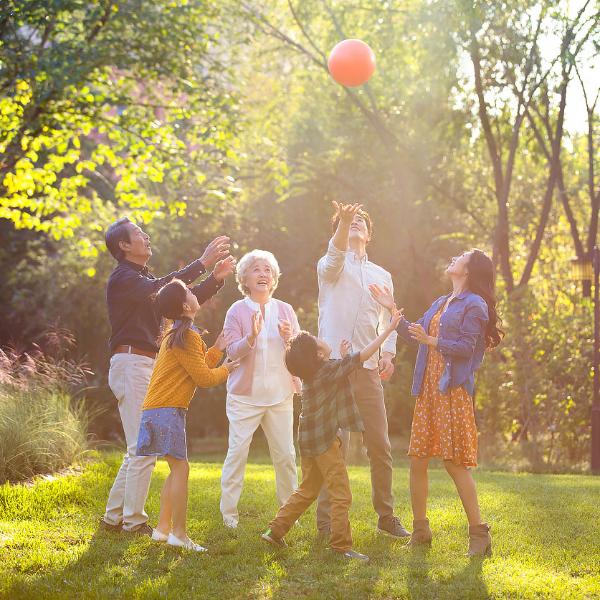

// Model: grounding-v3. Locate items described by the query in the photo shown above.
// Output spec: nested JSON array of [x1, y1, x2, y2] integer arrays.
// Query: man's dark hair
[[105, 217, 133, 261], [285, 331, 324, 382]]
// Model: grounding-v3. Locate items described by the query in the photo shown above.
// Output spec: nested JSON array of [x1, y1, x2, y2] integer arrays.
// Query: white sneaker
[[152, 529, 169, 542], [223, 517, 238, 529], [167, 533, 207, 552]]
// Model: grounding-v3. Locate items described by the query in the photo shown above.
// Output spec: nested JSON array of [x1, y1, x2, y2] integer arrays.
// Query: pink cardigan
[[223, 298, 302, 396]]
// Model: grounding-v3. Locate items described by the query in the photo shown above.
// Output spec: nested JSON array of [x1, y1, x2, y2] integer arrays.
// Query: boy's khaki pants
[[268, 437, 352, 552], [317, 367, 394, 531]]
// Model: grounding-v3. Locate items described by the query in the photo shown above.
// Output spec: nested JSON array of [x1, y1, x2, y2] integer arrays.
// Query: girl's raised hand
[[223, 358, 241, 373], [214, 331, 227, 351], [369, 284, 396, 311]]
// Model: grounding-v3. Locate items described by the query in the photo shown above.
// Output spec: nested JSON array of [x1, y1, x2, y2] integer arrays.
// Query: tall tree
[[0, 0, 238, 243]]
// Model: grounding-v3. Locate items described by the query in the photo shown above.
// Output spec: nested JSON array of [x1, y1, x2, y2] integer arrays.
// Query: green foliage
[[0, 0, 238, 245], [1, 454, 599, 598], [478, 226, 595, 471]]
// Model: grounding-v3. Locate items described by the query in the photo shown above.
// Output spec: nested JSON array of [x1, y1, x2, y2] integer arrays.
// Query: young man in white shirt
[[316, 202, 410, 538]]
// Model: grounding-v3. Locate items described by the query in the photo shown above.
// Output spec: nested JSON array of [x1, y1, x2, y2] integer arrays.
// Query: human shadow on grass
[[405, 548, 489, 600], [5, 528, 141, 599], [247, 529, 490, 600]]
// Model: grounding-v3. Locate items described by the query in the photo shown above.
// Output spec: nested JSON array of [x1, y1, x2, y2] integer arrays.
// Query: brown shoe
[[406, 518, 432, 547], [261, 529, 287, 548], [330, 548, 370, 563], [377, 516, 411, 538], [122, 523, 153, 537], [98, 517, 122, 533], [467, 523, 492, 557]]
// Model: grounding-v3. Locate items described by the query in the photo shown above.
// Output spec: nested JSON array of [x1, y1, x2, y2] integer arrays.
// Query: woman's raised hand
[[369, 284, 396, 311], [408, 323, 435, 346], [247, 310, 263, 346], [252, 311, 263, 336], [278, 319, 293, 343]]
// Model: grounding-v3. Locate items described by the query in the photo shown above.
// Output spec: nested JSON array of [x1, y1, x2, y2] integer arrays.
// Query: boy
[[260, 308, 402, 562]]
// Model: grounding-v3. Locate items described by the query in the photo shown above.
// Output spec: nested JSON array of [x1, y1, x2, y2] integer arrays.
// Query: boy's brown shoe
[[261, 529, 287, 548], [331, 549, 369, 562]]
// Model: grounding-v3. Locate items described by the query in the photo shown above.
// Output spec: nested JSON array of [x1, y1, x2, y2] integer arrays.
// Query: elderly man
[[316, 202, 410, 538], [101, 217, 235, 535]]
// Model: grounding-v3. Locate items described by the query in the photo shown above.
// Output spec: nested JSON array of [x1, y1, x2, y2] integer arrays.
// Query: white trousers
[[104, 353, 157, 530], [220, 395, 297, 524]]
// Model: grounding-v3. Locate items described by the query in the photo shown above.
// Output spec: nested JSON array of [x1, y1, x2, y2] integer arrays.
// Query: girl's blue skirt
[[136, 407, 187, 460]]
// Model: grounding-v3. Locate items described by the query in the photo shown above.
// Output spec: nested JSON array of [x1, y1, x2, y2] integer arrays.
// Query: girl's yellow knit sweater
[[143, 328, 228, 410]]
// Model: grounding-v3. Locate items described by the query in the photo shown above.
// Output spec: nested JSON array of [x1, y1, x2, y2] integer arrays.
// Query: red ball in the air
[[327, 39, 376, 87]]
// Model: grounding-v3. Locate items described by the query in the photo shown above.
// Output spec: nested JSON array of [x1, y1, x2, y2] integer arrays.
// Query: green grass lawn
[[1, 451, 599, 600]]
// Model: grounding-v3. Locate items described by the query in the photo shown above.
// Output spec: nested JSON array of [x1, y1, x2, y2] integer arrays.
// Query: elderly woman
[[220, 249, 300, 528]]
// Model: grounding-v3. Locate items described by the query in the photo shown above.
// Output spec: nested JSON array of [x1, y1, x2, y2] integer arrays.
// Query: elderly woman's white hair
[[236, 249, 281, 296]]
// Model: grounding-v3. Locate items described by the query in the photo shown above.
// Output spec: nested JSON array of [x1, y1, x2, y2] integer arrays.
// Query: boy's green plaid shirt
[[297, 352, 365, 457]]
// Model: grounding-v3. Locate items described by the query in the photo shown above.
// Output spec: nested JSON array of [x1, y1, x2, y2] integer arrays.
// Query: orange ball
[[327, 39, 376, 87]]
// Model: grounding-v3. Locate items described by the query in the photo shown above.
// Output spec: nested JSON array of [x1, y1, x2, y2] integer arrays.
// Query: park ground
[[1, 450, 599, 600]]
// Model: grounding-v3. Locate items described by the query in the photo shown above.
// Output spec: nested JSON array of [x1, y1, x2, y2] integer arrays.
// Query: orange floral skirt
[[408, 308, 478, 467]]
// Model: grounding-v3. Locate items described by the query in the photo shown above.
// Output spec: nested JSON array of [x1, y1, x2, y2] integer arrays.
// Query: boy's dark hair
[[331, 207, 373, 238], [105, 217, 133, 261], [285, 331, 323, 381]]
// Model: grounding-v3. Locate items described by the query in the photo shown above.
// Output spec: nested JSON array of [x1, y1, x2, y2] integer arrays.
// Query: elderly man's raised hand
[[200, 236, 231, 270], [213, 255, 236, 282]]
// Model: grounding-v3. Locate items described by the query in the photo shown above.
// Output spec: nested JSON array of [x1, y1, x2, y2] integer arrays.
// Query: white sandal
[[167, 533, 207, 552]]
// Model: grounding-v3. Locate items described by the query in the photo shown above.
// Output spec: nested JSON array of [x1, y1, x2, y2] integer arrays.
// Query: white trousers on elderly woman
[[220, 395, 297, 525]]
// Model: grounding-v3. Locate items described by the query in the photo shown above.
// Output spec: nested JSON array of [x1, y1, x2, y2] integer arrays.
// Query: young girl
[[136, 279, 239, 552], [370, 249, 503, 556]]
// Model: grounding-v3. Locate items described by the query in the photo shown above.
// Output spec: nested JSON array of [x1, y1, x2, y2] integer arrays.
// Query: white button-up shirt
[[228, 297, 294, 406], [317, 240, 397, 370]]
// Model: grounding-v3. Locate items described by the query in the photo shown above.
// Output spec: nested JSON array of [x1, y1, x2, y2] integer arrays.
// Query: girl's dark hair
[[285, 331, 323, 381], [154, 279, 192, 349], [466, 249, 504, 349]]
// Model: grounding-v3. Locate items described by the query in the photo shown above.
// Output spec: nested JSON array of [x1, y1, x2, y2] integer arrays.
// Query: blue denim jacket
[[398, 291, 489, 397]]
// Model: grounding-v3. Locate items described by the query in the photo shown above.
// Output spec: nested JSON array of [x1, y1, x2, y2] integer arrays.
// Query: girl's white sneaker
[[152, 529, 169, 542], [167, 533, 207, 552], [223, 517, 238, 529]]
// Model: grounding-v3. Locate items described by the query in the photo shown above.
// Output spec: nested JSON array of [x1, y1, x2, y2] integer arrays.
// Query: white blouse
[[227, 297, 294, 407]]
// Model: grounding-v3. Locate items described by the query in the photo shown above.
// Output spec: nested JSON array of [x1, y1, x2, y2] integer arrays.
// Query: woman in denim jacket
[[370, 249, 503, 556]]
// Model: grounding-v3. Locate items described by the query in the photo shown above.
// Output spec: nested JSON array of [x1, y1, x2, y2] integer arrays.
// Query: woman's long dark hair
[[154, 279, 193, 349], [466, 249, 504, 349]]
